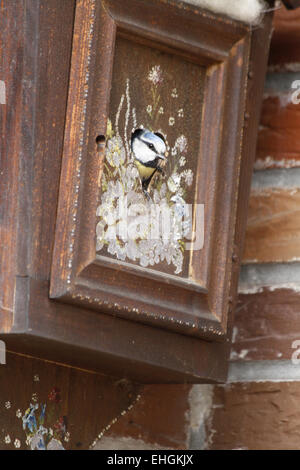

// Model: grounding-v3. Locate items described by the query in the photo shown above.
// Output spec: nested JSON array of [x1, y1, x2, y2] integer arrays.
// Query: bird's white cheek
[[132, 140, 153, 164]]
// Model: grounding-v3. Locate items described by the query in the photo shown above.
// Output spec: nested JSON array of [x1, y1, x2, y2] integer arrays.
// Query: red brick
[[210, 382, 300, 450], [243, 188, 300, 263], [269, 7, 300, 69], [255, 96, 300, 169], [232, 289, 300, 361]]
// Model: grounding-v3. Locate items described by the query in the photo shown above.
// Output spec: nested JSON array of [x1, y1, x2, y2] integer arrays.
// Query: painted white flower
[[148, 65, 163, 85], [14, 438, 21, 448], [5, 401, 11, 409], [175, 135, 188, 154], [33, 374, 40, 382], [115, 242, 127, 261], [96, 221, 105, 251], [31, 393, 38, 403], [125, 239, 139, 261], [172, 249, 183, 275], [170, 193, 185, 205], [97, 174, 185, 274], [96, 77, 192, 275], [183, 169, 193, 186], [124, 165, 138, 192], [179, 156, 186, 167], [16, 409, 22, 419], [159, 182, 167, 198], [106, 136, 126, 168], [4, 435, 11, 444], [64, 432, 70, 443], [171, 194, 187, 219], [167, 173, 181, 193]]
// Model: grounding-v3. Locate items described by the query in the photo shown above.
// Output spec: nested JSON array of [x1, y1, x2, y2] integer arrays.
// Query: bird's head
[[131, 128, 167, 165]]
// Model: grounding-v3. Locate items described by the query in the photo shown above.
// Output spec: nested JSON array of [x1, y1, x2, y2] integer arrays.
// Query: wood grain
[[256, 96, 300, 169], [232, 289, 300, 361], [211, 381, 300, 450], [0, 352, 140, 450], [50, 0, 254, 344], [269, 7, 300, 69], [0, 1, 23, 329], [0, 0, 274, 383], [244, 188, 300, 263]]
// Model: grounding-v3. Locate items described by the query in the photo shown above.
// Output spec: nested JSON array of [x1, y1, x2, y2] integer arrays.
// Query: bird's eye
[[148, 143, 154, 150]]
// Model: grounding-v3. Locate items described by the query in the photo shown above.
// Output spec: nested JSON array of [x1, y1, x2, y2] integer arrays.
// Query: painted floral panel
[[96, 36, 205, 277]]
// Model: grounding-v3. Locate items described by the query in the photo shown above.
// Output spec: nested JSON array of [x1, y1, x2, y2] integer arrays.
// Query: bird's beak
[[157, 154, 166, 160]]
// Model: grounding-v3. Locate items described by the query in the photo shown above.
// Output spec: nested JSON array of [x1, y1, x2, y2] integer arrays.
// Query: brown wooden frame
[[51, 0, 252, 341], [0, 0, 274, 383]]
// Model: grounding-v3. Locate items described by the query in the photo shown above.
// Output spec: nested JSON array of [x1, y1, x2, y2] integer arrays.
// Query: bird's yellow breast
[[134, 159, 156, 180]]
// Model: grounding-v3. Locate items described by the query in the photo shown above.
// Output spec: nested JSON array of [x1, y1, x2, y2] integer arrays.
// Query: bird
[[131, 128, 167, 200]]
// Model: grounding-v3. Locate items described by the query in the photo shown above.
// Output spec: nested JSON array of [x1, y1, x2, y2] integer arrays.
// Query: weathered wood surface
[[0, 352, 140, 450], [0, 0, 274, 383], [244, 188, 300, 263], [269, 6, 300, 68], [211, 381, 300, 450], [232, 289, 300, 361]]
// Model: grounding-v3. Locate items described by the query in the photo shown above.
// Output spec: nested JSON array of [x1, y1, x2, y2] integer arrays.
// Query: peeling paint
[[188, 385, 214, 450], [254, 157, 300, 171], [0, 80, 5, 104], [228, 360, 300, 383], [92, 436, 168, 450], [268, 63, 300, 73], [230, 349, 250, 360], [239, 264, 300, 294], [231, 326, 238, 343], [251, 168, 300, 190], [238, 284, 264, 294], [268, 283, 300, 293]]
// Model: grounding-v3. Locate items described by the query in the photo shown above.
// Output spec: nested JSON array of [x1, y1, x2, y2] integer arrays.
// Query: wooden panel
[[50, 0, 252, 341], [4, 278, 229, 384], [256, 96, 300, 169], [106, 0, 248, 64], [225, 8, 275, 338], [211, 382, 300, 450], [232, 289, 300, 361], [0, 0, 75, 322], [30, 0, 75, 279], [97, 32, 206, 280], [0, 352, 140, 450], [0, 1, 23, 329], [0, 0, 274, 383], [269, 7, 300, 69], [244, 189, 300, 263], [101, 384, 192, 450]]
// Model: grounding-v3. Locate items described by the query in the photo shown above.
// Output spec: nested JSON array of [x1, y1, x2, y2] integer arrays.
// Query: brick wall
[[205, 5, 300, 450]]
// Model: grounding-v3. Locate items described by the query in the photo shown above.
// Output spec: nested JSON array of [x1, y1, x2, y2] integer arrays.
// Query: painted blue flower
[[39, 404, 46, 425], [22, 403, 38, 433]]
